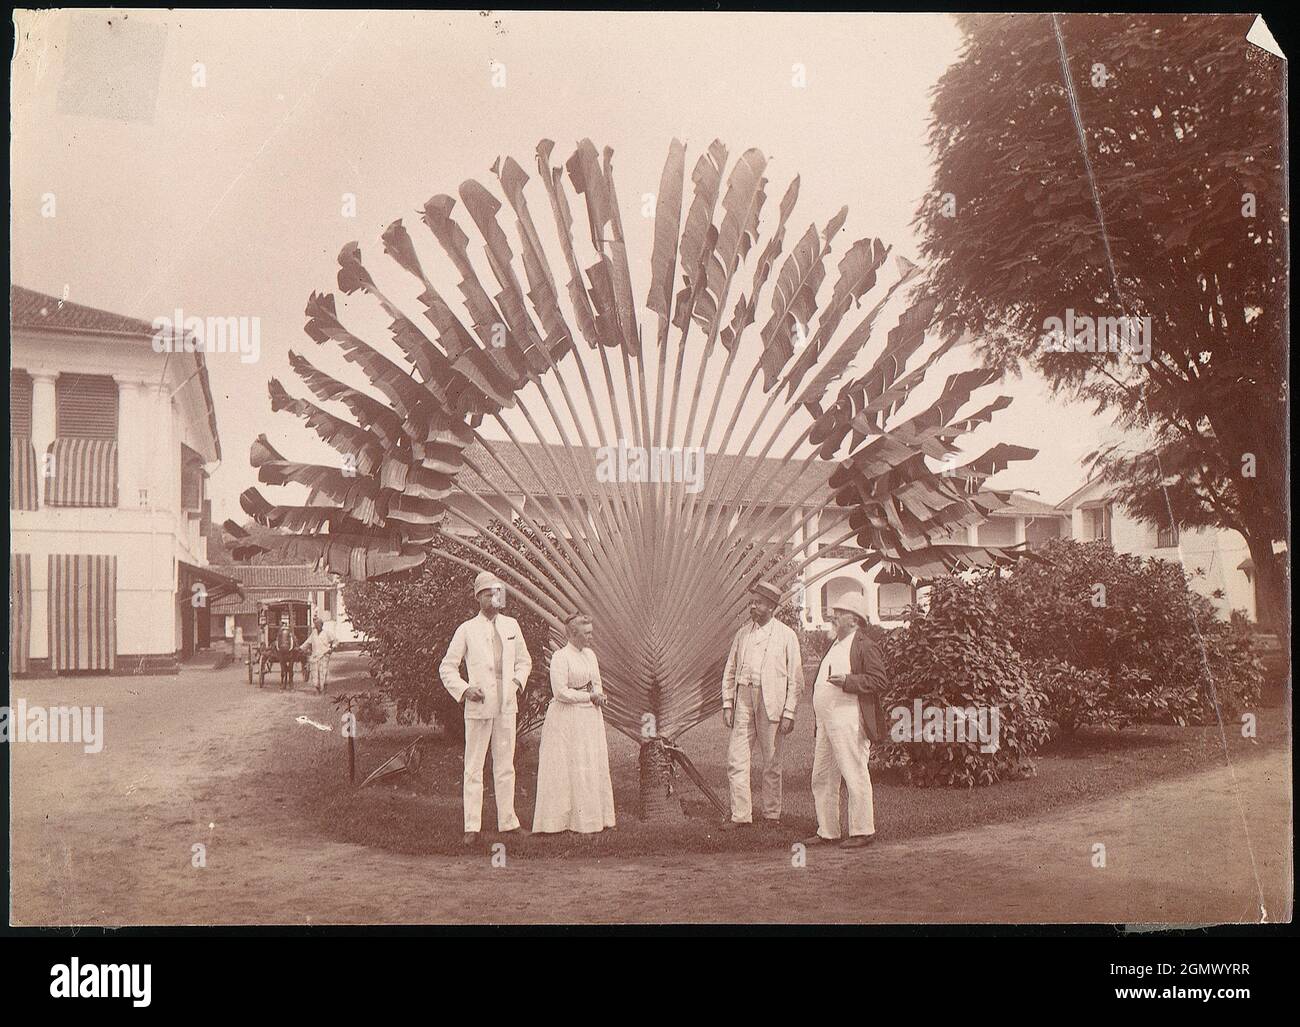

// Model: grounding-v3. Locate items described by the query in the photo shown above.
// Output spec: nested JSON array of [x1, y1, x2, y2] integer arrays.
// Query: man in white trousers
[[720, 579, 803, 829], [805, 593, 887, 850], [440, 571, 532, 846]]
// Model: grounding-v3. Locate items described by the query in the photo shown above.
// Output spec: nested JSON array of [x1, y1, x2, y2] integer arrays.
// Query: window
[[56, 374, 118, 439], [1026, 517, 1064, 545], [47, 374, 119, 508], [976, 517, 1017, 547], [11, 370, 33, 435], [1082, 504, 1112, 542], [1157, 523, 1179, 548], [181, 446, 206, 512], [878, 582, 915, 620], [10, 371, 37, 510]]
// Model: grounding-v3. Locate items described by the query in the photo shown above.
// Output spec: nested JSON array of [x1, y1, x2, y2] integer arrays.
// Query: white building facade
[[9, 286, 238, 673], [1056, 478, 1256, 621]]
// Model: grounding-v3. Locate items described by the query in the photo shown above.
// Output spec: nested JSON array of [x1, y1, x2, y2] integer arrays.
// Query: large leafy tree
[[917, 13, 1288, 641]]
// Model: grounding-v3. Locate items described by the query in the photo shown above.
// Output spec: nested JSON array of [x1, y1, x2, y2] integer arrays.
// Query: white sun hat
[[473, 571, 506, 596], [831, 593, 872, 629]]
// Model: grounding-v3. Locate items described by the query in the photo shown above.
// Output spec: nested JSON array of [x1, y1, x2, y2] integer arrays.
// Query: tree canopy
[[917, 13, 1288, 636]]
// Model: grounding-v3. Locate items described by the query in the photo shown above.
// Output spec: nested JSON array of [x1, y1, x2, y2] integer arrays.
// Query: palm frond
[[251, 138, 1035, 743]]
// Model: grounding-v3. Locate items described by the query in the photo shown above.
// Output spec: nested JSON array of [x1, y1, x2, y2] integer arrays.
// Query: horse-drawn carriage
[[246, 597, 311, 689]]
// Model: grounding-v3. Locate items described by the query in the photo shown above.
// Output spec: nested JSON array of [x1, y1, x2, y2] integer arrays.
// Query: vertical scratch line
[[1051, 13, 1269, 922]]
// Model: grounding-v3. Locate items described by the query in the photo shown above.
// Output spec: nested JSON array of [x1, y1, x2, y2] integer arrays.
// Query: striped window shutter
[[47, 554, 118, 672], [44, 438, 118, 507], [56, 374, 118, 439], [10, 553, 32, 674], [11, 370, 33, 436]]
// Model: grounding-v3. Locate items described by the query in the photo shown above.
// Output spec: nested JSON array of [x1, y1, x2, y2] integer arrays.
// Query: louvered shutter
[[11, 370, 33, 435], [56, 374, 118, 439]]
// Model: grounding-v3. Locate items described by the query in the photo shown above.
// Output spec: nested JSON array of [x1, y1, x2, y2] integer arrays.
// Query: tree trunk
[[1244, 529, 1290, 644], [638, 739, 687, 822]]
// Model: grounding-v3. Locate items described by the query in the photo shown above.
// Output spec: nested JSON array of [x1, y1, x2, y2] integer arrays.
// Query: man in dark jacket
[[803, 594, 884, 850]]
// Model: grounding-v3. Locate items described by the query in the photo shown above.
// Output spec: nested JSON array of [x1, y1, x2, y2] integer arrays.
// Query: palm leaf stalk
[[245, 138, 1039, 818]]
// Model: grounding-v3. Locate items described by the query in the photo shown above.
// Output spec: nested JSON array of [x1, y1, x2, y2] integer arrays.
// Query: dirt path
[[10, 667, 1292, 925]]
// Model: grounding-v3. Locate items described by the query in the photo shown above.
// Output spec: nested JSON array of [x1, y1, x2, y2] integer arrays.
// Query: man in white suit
[[440, 571, 533, 845], [720, 579, 803, 829]]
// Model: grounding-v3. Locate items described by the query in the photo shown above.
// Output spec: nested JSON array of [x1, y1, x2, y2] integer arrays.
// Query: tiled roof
[[210, 564, 337, 615], [212, 564, 335, 589], [10, 285, 223, 461], [988, 491, 1069, 518], [457, 440, 836, 507], [11, 285, 161, 336]]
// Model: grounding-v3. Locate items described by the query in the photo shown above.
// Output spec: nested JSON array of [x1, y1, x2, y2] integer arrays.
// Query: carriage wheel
[[259, 660, 267, 689]]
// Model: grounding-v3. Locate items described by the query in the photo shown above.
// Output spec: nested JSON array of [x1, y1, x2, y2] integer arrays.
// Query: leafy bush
[[992, 539, 1263, 726], [343, 521, 561, 742], [1027, 658, 1126, 739], [797, 626, 832, 664], [878, 578, 1051, 787]]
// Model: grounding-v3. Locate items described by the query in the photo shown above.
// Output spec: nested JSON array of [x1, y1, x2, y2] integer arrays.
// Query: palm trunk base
[[638, 739, 688, 822]]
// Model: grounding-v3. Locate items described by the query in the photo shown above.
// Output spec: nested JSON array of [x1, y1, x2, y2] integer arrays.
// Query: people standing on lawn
[[531, 613, 616, 835], [720, 579, 803, 830], [805, 593, 886, 850], [301, 616, 337, 694], [439, 571, 532, 846]]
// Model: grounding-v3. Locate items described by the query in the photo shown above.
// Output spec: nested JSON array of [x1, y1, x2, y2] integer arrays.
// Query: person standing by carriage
[[301, 616, 337, 694], [275, 616, 296, 690]]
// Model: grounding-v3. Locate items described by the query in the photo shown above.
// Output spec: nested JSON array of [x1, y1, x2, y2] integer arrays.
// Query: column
[[143, 382, 178, 512], [115, 377, 145, 509], [30, 371, 57, 483]]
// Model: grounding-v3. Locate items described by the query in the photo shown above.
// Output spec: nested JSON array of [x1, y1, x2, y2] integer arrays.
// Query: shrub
[[991, 539, 1262, 727], [1027, 658, 1127, 739], [879, 577, 1051, 787], [343, 521, 561, 742], [797, 626, 832, 664]]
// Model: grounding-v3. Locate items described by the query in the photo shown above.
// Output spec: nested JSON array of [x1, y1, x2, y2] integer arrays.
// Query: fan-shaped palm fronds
[[245, 138, 1037, 746]]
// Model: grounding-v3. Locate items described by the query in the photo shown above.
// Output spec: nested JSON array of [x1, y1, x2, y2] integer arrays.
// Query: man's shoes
[[462, 832, 480, 846], [719, 819, 750, 832], [499, 827, 529, 837], [801, 834, 836, 846], [840, 835, 875, 849]]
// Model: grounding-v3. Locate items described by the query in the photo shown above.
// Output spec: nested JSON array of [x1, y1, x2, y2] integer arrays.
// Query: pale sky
[[11, 10, 1110, 522]]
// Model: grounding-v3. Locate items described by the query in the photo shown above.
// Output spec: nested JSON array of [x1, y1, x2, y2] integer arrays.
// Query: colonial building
[[9, 285, 240, 674], [1055, 477, 1256, 621]]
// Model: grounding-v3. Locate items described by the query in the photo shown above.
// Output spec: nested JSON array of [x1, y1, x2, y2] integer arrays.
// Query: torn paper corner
[[1246, 16, 1285, 60]]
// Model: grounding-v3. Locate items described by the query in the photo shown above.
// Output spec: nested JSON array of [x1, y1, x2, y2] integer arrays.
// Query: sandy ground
[[9, 664, 1292, 926]]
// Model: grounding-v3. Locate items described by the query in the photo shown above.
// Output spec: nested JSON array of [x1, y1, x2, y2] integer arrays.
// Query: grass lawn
[[286, 653, 1287, 859]]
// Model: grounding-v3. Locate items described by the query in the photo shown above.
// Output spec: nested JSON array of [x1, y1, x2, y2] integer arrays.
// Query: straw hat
[[749, 578, 783, 606]]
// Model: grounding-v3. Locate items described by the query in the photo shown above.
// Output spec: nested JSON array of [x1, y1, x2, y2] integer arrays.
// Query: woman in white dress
[[532, 614, 616, 834]]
